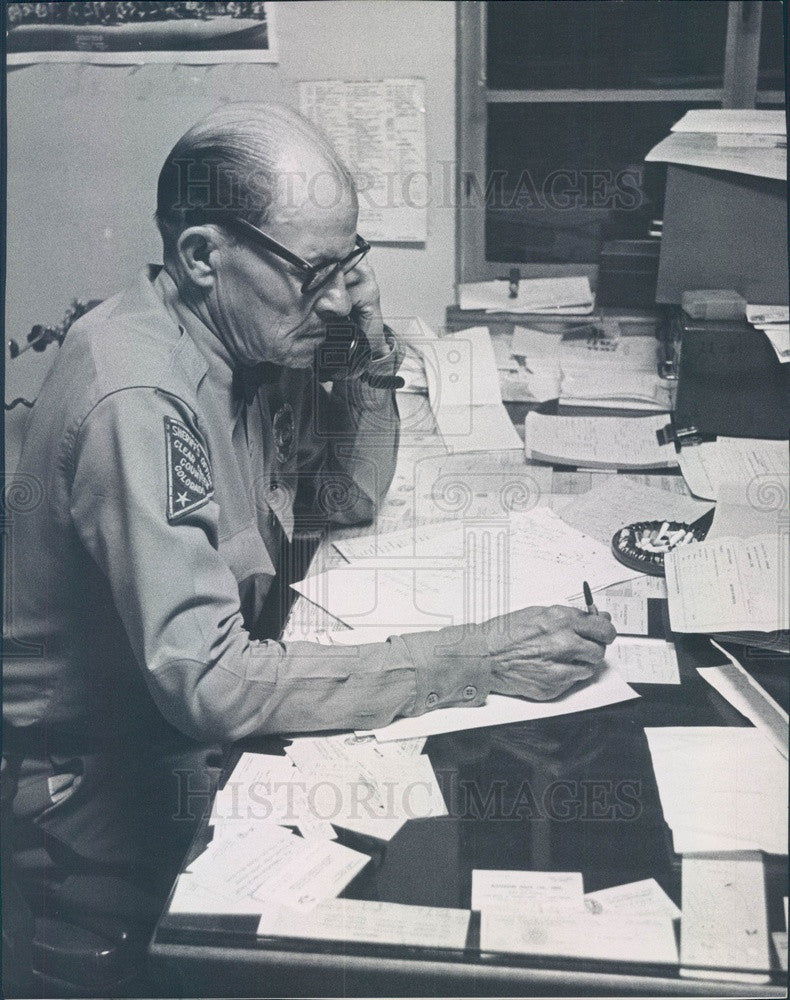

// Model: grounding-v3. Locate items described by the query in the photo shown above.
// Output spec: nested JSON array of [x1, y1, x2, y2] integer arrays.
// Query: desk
[[149, 396, 789, 998]]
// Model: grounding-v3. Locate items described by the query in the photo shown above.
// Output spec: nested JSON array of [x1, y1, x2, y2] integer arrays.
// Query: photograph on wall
[[6, 1, 278, 65]]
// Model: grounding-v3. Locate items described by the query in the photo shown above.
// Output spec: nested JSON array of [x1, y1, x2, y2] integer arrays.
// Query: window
[[457, 0, 786, 282]]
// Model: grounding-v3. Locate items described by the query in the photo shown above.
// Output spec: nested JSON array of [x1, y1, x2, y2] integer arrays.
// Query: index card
[[584, 878, 681, 921], [680, 853, 770, 984], [257, 898, 471, 950]]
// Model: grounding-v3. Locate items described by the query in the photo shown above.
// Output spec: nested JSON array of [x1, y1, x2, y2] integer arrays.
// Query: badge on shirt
[[164, 416, 214, 523], [271, 403, 295, 465]]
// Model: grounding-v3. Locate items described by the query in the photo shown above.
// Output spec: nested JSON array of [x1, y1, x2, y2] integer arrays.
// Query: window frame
[[456, 0, 784, 286]]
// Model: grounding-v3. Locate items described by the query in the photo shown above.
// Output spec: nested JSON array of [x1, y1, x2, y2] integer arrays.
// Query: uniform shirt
[[4, 266, 491, 765]]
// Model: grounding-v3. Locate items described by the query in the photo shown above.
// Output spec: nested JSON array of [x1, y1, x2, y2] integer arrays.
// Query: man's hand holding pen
[[480, 604, 616, 702]]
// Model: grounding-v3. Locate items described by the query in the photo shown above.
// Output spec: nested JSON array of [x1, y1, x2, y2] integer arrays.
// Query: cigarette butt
[[668, 529, 685, 544], [655, 521, 669, 541]]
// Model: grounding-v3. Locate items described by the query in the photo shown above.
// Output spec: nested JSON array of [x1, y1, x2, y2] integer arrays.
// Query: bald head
[[156, 102, 356, 259]]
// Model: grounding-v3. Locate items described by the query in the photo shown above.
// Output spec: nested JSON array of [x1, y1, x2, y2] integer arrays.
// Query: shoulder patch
[[164, 416, 214, 523]]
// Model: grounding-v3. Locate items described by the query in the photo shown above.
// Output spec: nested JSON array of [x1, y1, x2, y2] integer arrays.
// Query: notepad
[[524, 412, 678, 470]]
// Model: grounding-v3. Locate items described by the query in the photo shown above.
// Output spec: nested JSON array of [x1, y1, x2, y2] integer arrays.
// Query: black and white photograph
[[6, 1, 277, 64], [2, 2, 788, 998]]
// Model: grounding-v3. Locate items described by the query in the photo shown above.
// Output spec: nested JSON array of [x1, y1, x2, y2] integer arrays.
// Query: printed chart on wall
[[6, 1, 278, 65], [299, 79, 428, 244]]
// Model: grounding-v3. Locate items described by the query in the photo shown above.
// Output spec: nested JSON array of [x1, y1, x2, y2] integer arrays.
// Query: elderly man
[[3, 104, 614, 938]]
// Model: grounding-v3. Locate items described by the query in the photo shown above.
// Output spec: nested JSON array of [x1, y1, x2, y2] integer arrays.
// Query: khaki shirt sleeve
[[68, 388, 490, 742], [295, 334, 403, 527]]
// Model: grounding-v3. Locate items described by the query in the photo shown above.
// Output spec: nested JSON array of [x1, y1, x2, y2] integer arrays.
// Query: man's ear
[[175, 225, 224, 289]]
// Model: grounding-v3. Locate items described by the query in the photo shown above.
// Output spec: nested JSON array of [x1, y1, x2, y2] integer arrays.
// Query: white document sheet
[[211, 753, 336, 840], [584, 879, 680, 921], [284, 733, 426, 770], [257, 898, 471, 950], [645, 727, 788, 855], [761, 325, 790, 362], [185, 821, 370, 913], [680, 853, 771, 984], [299, 508, 640, 632], [607, 638, 680, 685], [677, 436, 789, 501], [480, 910, 678, 965], [422, 328, 523, 453], [304, 753, 448, 841], [557, 476, 711, 546], [359, 663, 638, 743], [471, 869, 584, 913], [459, 276, 594, 315], [774, 932, 788, 972], [699, 643, 788, 759], [747, 304, 790, 324], [671, 109, 787, 135], [524, 413, 678, 470], [665, 533, 789, 633], [645, 130, 785, 181]]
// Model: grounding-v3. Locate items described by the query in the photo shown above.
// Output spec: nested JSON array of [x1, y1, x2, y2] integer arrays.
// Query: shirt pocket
[[218, 523, 276, 583]]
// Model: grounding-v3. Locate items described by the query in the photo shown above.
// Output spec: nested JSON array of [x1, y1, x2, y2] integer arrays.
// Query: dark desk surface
[[149, 639, 789, 998]]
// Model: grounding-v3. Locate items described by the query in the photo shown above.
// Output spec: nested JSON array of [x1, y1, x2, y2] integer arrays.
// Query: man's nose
[[314, 272, 352, 317]]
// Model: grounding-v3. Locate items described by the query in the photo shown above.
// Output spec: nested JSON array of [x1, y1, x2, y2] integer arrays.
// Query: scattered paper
[[257, 898, 471, 950], [459, 276, 594, 315], [480, 909, 678, 965], [472, 869, 583, 913], [584, 878, 681, 921], [185, 821, 369, 913], [772, 931, 788, 972], [665, 533, 789, 634], [671, 109, 787, 135], [422, 327, 522, 452], [646, 131, 785, 182], [699, 643, 788, 759], [607, 637, 680, 685], [680, 853, 771, 984], [646, 728, 788, 854], [557, 476, 711, 547], [676, 436, 789, 501], [360, 662, 638, 743], [747, 304, 790, 325], [760, 324, 790, 362], [524, 412, 678, 470], [285, 733, 426, 770]]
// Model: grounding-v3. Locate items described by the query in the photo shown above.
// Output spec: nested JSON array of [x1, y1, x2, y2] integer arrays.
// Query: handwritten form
[[607, 638, 680, 685], [557, 476, 711, 546], [257, 898, 470, 950], [299, 79, 426, 243], [677, 437, 789, 501], [524, 413, 678, 470], [645, 727, 788, 854], [680, 853, 770, 984], [665, 534, 789, 633]]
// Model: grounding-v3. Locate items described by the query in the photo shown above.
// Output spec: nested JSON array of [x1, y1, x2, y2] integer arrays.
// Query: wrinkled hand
[[343, 256, 387, 359], [478, 605, 616, 701]]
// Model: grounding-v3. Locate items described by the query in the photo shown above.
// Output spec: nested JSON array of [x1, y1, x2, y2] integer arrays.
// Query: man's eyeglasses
[[225, 217, 371, 295]]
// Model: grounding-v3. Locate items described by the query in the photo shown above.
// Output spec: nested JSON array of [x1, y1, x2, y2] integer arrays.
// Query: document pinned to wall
[[299, 79, 427, 243]]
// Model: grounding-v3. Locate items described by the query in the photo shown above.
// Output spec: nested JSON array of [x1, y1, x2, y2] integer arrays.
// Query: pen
[[583, 580, 598, 615]]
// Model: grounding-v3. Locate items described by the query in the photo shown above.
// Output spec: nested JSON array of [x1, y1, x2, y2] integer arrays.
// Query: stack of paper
[[459, 276, 594, 315], [646, 110, 786, 181], [474, 869, 678, 965], [421, 327, 522, 452], [524, 412, 678, 470], [665, 533, 789, 634], [746, 304, 790, 364], [645, 727, 788, 854]]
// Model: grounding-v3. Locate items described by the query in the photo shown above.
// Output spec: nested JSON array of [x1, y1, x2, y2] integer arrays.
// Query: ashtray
[[612, 516, 711, 577]]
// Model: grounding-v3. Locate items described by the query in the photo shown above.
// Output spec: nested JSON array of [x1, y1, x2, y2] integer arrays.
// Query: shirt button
[[425, 692, 439, 709], [463, 685, 477, 700]]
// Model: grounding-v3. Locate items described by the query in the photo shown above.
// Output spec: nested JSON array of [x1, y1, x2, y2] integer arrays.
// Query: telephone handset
[[315, 316, 404, 388]]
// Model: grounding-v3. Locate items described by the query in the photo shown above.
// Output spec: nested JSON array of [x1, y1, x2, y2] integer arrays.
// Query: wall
[[4, 0, 457, 468]]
